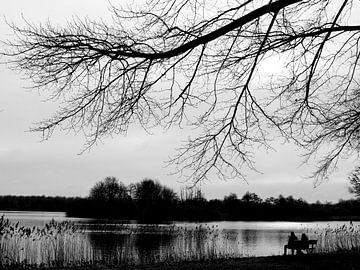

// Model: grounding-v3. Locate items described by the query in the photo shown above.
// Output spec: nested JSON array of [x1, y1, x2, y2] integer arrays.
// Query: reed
[[0, 216, 92, 267], [310, 223, 360, 253]]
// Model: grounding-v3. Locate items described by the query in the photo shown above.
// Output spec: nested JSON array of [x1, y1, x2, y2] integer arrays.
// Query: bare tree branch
[[2, 0, 360, 184]]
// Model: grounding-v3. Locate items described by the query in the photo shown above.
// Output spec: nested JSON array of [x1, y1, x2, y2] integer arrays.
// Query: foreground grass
[[2, 252, 360, 270]]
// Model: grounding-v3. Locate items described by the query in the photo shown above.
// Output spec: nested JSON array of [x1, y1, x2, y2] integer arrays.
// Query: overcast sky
[[0, 0, 357, 203]]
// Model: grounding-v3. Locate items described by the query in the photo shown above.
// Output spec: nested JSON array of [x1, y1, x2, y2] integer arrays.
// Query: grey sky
[[0, 0, 357, 202]]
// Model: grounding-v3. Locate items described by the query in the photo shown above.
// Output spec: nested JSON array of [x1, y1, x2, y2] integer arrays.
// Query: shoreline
[[2, 253, 360, 270], [2, 209, 360, 223], [134, 253, 360, 270]]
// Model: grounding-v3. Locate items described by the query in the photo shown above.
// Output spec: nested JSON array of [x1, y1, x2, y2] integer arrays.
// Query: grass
[[130, 252, 360, 270], [2, 252, 360, 270]]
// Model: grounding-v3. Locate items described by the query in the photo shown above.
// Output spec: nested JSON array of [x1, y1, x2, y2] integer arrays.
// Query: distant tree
[[134, 178, 178, 202], [132, 178, 178, 220], [180, 186, 205, 201], [134, 179, 163, 201], [224, 193, 238, 202], [223, 193, 239, 216], [285, 195, 295, 205], [241, 192, 262, 204], [161, 186, 179, 202], [276, 195, 290, 206], [89, 177, 129, 201], [349, 166, 360, 198], [264, 197, 277, 205]]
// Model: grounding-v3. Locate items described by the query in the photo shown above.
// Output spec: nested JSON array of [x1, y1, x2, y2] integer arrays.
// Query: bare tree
[[2, 0, 360, 184]]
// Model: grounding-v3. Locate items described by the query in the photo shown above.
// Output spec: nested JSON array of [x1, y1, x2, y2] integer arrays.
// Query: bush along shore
[[1, 216, 360, 269]]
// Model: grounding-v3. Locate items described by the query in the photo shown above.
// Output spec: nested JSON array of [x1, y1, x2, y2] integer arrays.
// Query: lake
[[0, 210, 357, 264]]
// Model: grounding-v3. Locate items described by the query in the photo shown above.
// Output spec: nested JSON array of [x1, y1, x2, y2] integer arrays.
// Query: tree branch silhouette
[[2, 0, 360, 184]]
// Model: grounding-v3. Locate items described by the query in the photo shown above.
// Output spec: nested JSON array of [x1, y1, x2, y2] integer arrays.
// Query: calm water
[[0, 210, 356, 260]]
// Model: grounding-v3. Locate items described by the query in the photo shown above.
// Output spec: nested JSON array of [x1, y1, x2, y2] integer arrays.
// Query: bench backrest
[[288, 240, 317, 249]]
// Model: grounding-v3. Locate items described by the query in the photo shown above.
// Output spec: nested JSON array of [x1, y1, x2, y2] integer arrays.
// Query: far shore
[[2, 209, 360, 223], [2, 252, 360, 270], [2, 190, 360, 222]]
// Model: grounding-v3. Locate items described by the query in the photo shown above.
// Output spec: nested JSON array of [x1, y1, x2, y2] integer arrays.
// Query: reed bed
[[0, 217, 241, 267], [0, 216, 92, 266], [86, 223, 242, 265], [5, 217, 360, 268], [309, 223, 360, 253], [149, 224, 242, 263]]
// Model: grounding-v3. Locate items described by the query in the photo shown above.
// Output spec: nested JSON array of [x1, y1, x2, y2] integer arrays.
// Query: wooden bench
[[284, 240, 317, 255]]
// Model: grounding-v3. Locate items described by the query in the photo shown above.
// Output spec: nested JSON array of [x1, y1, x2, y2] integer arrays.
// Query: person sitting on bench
[[284, 232, 317, 255], [301, 233, 308, 242], [284, 232, 300, 255], [289, 232, 298, 242]]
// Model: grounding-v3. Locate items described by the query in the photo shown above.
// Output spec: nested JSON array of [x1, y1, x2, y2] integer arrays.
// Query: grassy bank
[[2, 252, 360, 270], [128, 252, 360, 270]]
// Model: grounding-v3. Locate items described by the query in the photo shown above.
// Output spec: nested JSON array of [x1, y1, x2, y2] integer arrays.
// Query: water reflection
[[241, 229, 258, 246], [88, 232, 135, 263], [85, 225, 240, 263]]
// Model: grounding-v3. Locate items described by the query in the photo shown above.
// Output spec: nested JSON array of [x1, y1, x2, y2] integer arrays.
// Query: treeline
[[1, 177, 360, 221], [0, 195, 82, 212]]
